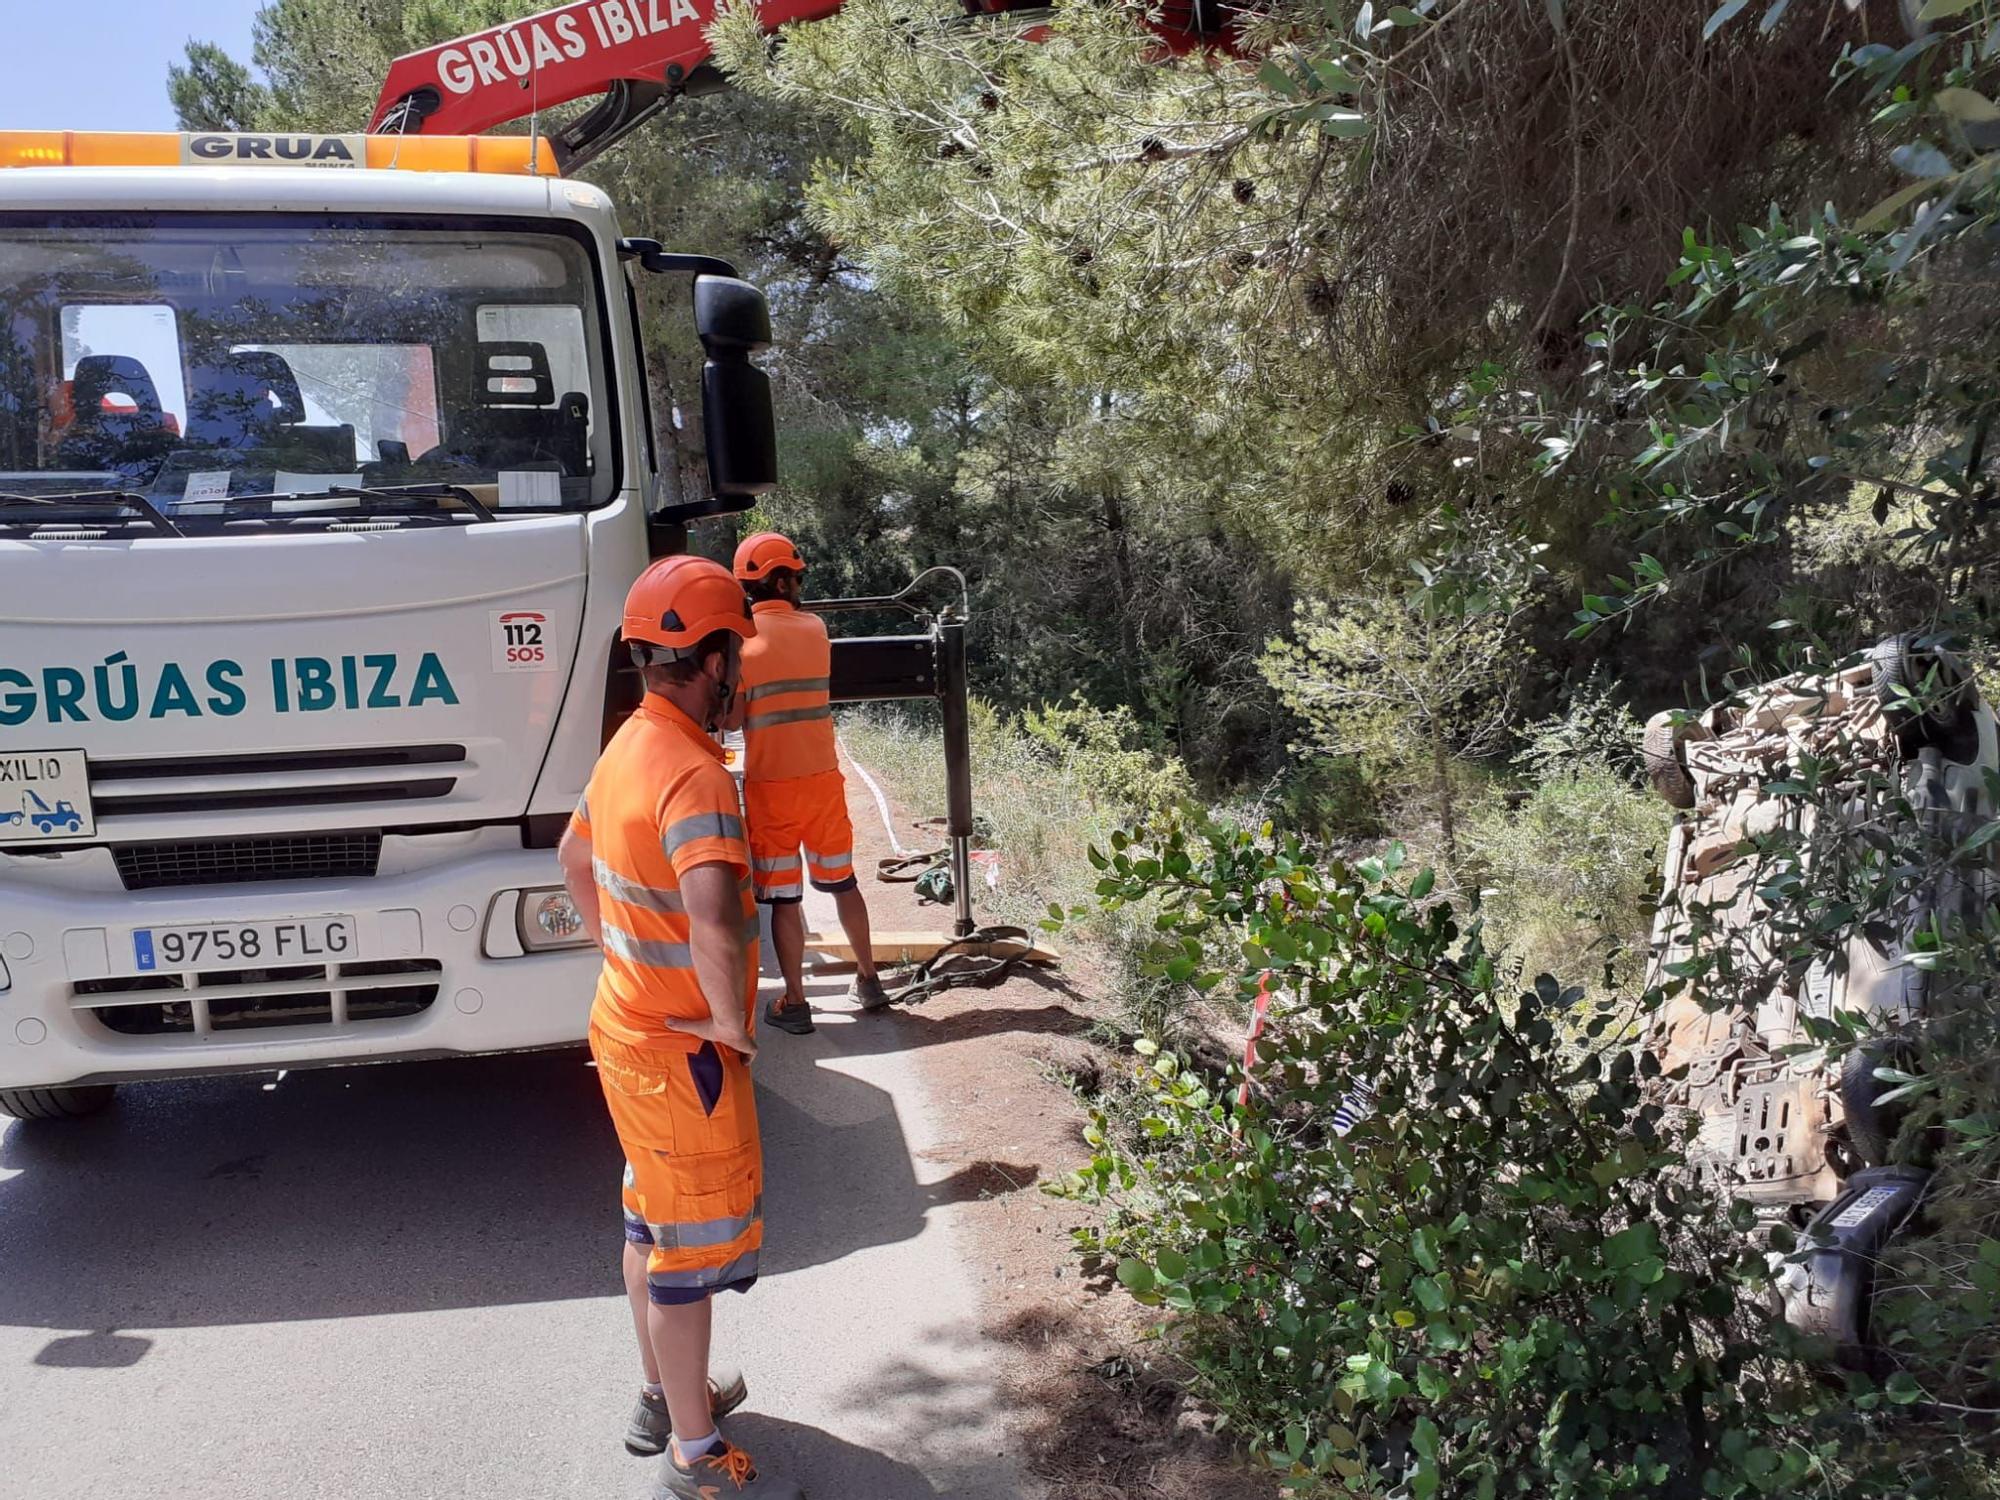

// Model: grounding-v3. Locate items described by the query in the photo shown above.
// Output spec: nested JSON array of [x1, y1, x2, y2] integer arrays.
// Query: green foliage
[[1062, 816, 1836, 1498], [1510, 672, 1647, 784], [1263, 594, 1524, 865], [1021, 696, 1195, 821], [1461, 768, 1669, 1003]]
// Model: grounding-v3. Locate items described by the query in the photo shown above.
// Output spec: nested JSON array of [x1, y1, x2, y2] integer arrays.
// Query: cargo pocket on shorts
[[593, 1038, 680, 1153], [673, 1043, 756, 1156]]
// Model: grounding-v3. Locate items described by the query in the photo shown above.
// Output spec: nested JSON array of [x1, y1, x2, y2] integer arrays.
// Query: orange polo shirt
[[569, 694, 759, 1049], [739, 599, 838, 783]]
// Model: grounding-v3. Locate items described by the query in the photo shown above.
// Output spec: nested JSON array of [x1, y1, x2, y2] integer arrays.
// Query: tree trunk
[[1101, 484, 1143, 692], [1431, 729, 1458, 871]]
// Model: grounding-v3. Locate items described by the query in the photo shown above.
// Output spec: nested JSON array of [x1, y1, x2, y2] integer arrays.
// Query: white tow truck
[[0, 129, 776, 1119]]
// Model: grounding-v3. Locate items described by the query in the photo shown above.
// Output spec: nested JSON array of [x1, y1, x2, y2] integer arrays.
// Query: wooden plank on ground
[[803, 929, 1061, 967]]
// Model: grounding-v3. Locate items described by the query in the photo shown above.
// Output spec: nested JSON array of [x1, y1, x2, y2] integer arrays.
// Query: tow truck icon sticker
[[0, 749, 95, 844], [23, 791, 82, 834]]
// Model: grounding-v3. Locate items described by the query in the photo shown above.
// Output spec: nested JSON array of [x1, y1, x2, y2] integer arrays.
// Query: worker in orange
[[557, 554, 802, 1500], [734, 531, 890, 1033]]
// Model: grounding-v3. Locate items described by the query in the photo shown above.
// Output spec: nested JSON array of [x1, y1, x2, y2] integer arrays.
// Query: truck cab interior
[[0, 221, 616, 521]]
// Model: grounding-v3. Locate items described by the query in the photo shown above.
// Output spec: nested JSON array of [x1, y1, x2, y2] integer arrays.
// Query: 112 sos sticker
[[491, 610, 557, 672]]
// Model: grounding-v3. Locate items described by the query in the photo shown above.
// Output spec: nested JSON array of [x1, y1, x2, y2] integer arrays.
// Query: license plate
[[0, 748, 94, 846], [123, 916, 359, 975]]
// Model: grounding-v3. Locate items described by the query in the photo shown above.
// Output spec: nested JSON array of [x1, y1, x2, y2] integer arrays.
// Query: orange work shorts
[[744, 768, 856, 904], [590, 1023, 763, 1305]]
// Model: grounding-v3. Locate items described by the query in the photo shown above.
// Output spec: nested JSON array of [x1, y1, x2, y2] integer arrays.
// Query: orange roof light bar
[[0, 131, 561, 176]]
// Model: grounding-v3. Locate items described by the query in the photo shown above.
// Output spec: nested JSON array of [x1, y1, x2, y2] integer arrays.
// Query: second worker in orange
[[733, 531, 889, 1034]]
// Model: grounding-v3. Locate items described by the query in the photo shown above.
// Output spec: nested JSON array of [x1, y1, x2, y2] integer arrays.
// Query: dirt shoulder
[[837, 753, 1276, 1500]]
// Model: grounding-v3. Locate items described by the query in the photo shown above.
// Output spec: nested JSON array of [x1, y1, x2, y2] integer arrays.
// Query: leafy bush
[[1060, 812, 2000, 1498], [1509, 674, 1646, 785], [1460, 768, 1669, 1003], [1061, 815, 1817, 1497], [1262, 596, 1525, 868], [1021, 695, 1196, 822]]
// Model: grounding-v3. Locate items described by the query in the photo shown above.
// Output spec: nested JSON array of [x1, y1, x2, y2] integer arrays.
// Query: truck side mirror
[[619, 240, 780, 523], [693, 274, 777, 504]]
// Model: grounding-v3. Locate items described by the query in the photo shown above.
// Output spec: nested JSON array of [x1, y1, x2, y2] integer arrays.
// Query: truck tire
[[0, 1085, 115, 1122], [1643, 712, 1697, 809], [1841, 1044, 1913, 1168], [1870, 633, 1975, 753]]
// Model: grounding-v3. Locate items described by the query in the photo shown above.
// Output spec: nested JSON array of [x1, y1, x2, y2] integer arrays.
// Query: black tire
[[1841, 1044, 1911, 1168], [0, 1085, 115, 1122], [1870, 633, 1975, 752], [1643, 713, 1697, 809]]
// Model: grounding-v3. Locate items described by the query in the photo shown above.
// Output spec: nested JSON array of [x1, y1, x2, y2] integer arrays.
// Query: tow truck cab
[[0, 131, 773, 1117]]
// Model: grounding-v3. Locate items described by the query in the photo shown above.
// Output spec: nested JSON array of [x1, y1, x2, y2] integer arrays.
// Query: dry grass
[[836, 700, 1137, 936]]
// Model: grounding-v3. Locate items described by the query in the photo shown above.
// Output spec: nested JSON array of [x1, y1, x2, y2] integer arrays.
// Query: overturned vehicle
[[1640, 635, 1997, 1360]]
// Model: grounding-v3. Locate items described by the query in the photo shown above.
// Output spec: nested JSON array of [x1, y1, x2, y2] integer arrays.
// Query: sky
[[4, 2, 267, 132]]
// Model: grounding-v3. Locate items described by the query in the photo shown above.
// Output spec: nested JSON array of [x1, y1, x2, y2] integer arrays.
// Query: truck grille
[[89, 745, 466, 820], [73, 960, 441, 1036], [113, 833, 384, 891]]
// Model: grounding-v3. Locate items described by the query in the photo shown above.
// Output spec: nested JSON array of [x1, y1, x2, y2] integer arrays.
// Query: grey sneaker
[[655, 1438, 803, 1499], [762, 997, 815, 1036], [623, 1367, 749, 1456], [849, 973, 894, 1012]]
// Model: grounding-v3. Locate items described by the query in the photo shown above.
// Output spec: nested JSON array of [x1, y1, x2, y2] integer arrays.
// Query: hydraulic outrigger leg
[[814, 568, 976, 938]]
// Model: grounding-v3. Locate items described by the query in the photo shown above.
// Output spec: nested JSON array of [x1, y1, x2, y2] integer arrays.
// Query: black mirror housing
[[694, 275, 774, 355], [692, 274, 777, 501], [622, 245, 780, 519]]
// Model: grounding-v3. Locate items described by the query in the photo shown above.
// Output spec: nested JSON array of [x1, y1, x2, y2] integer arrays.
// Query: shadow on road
[[0, 1014, 1035, 1339], [722, 1413, 949, 1497]]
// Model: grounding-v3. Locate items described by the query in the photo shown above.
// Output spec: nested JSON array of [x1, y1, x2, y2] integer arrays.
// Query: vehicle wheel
[[1841, 1043, 1913, 1168], [1643, 712, 1697, 809], [0, 1085, 115, 1122], [1870, 633, 1975, 752]]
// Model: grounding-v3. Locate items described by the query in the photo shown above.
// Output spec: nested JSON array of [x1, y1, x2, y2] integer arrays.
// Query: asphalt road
[[0, 890, 1036, 1500]]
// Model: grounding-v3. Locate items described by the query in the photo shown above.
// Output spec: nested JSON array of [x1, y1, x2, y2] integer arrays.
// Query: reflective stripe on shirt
[[595, 858, 685, 915], [747, 675, 829, 702], [662, 810, 746, 859], [601, 924, 694, 970], [746, 705, 833, 732]]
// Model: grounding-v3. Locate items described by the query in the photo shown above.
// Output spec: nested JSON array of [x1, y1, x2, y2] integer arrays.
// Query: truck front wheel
[[0, 1085, 115, 1122]]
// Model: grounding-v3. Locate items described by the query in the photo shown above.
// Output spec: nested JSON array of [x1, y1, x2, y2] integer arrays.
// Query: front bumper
[[0, 830, 598, 1089]]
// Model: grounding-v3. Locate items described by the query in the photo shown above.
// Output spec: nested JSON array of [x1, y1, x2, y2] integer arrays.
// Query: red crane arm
[[371, 1, 1238, 154], [370, 0, 849, 139]]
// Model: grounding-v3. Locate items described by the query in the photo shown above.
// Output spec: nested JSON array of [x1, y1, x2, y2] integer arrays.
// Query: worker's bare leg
[[624, 1241, 662, 1386], [649, 1296, 717, 1446], [833, 883, 878, 983], [771, 900, 808, 1009]]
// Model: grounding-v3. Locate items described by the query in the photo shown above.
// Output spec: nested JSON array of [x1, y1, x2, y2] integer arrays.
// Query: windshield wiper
[[219, 483, 497, 525], [0, 490, 184, 537]]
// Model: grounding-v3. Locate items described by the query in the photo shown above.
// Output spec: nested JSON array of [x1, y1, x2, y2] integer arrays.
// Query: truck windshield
[[0, 216, 617, 521]]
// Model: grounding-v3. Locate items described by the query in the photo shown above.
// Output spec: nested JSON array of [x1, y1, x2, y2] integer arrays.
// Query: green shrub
[[1256, 754, 1384, 848], [1510, 673, 1646, 785], [1058, 813, 1995, 1498], [1460, 769, 1669, 1002], [1021, 694, 1196, 821]]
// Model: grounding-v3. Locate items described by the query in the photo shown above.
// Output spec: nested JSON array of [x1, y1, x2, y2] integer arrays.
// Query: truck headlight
[[517, 888, 591, 951]]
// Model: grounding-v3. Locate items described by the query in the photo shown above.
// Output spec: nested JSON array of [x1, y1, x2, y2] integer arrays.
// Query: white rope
[[837, 732, 912, 856]]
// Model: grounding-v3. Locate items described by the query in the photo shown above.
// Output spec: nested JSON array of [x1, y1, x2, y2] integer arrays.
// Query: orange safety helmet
[[622, 554, 756, 663], [733, 530, 807, 583]]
